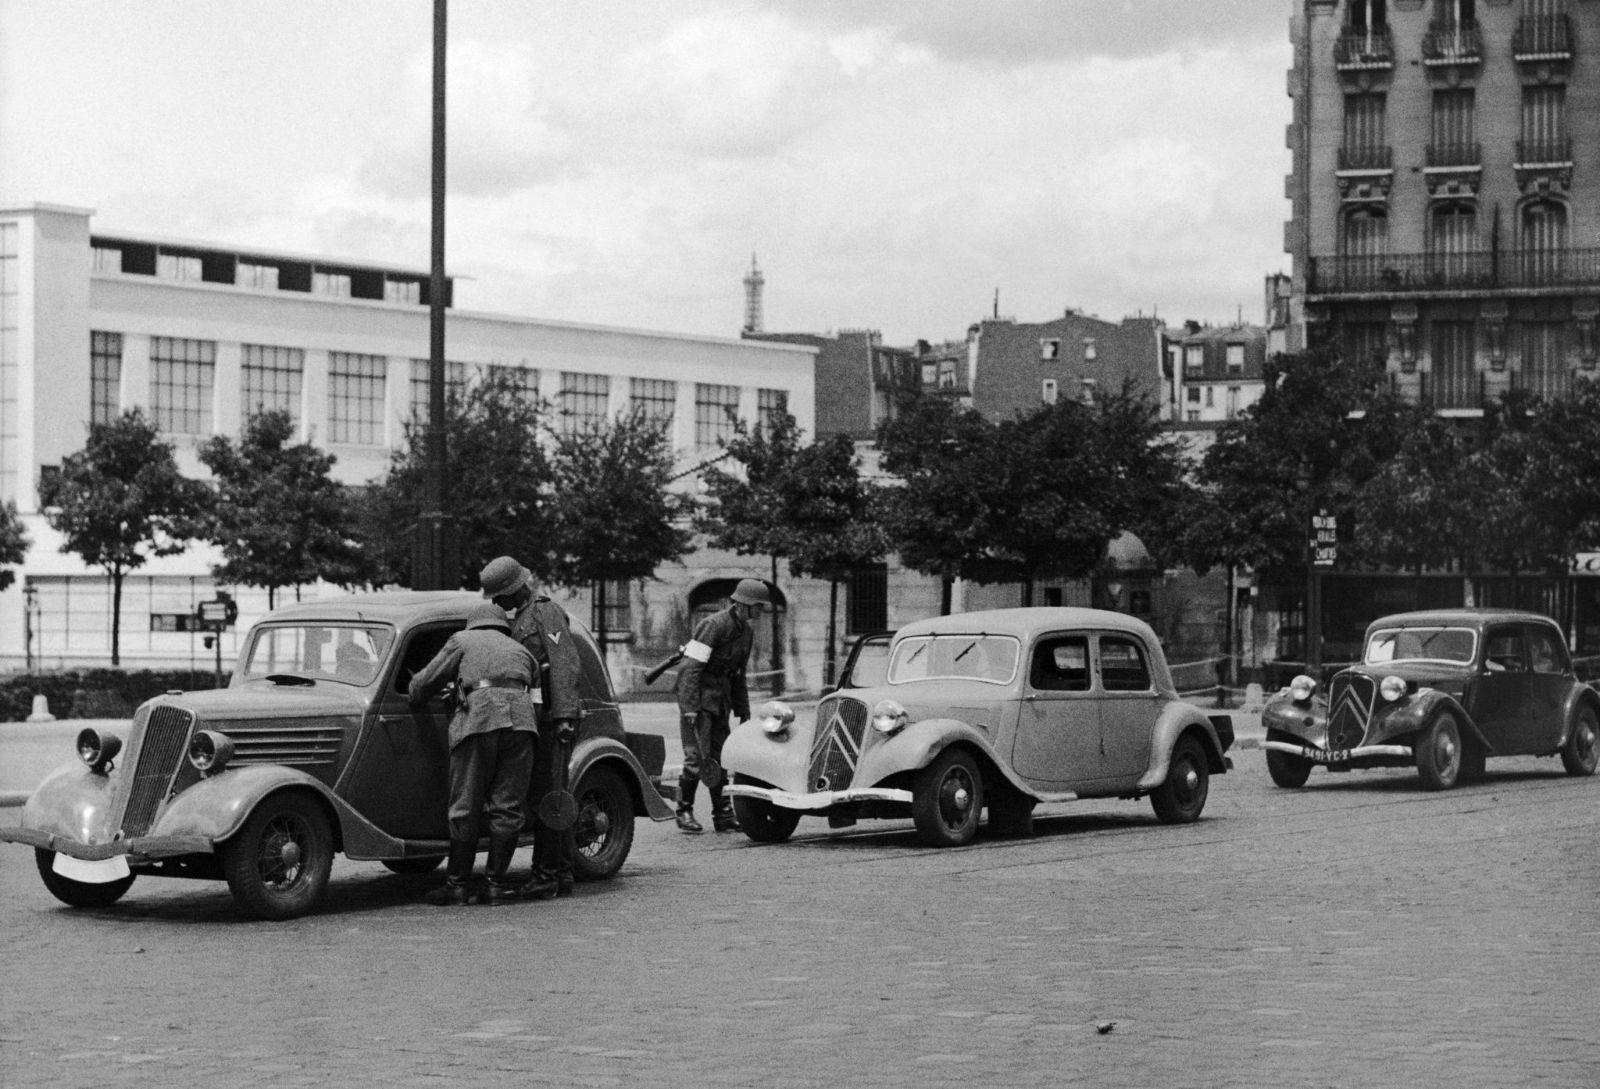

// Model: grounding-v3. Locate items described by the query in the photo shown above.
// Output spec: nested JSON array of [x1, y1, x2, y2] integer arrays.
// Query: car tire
[[1414, 711, 1464, 791], [1265, 748, 1313, 789], [570, 766, 635, 882], [1561, 706, 1599, 777], [222, 791, 334, 921], [34, 848, 136, 909], [986, 785, 1035, 838], [911, 748, 984, 847], [1151, 735, 1210, 823], [381, 856, 444, 875], [731, 777, 801, 843]]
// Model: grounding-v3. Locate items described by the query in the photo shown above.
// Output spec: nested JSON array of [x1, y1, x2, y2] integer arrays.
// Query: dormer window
[[1042, 378, 1059, 404], [1083, 338, 1097, 361], [1041, 338, 1061, 361], [1226, 344, 1245, 373], [1184, 345, 1204, 373]]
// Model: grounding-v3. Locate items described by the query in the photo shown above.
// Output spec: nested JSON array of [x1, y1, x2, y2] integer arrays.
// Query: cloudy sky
[[0, 1, 1292, 345]]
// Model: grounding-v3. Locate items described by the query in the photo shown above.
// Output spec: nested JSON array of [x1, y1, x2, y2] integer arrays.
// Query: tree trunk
[[110, 566, 124, 667], [1022, 576, 1034, 608], [594, 578, 607, 648], [769, 555, 781, 695], [940, 574, 952, 616], [268, 585, 277, 611], [826, 576, 839, 686]]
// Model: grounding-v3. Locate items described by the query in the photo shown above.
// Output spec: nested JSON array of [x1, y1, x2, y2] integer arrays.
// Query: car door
[[1094, 633, 1160, 787], [1011, 633, 1102, 787], [1467, 624, 1531, 754], [341, 623, 459, 840], [1524, 622, 1571, 752]]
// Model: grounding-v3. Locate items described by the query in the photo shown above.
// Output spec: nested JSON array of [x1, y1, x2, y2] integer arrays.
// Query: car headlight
[[1379, 675, 1408, 702], [76, 728, 122, 775], [872, 699, 908, 734], [758, 700, 794, 739], [187, 730, 235, 775], [1288, 674, 1317, 702]]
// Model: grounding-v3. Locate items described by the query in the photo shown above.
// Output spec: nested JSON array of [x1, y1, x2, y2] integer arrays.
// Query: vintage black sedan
[[724, 608, 1234, 847], [1261, 609, 1600, 791], [1, 592, 674, 919]]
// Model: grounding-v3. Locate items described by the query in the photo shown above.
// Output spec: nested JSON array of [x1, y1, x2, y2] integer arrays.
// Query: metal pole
[[417, 0, 451, 589]]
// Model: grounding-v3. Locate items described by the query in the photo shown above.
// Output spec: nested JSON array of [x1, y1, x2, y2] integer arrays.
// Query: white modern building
[[1, 202, 820, 682]]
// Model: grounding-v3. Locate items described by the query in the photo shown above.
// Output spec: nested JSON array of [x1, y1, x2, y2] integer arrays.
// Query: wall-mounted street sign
[[1311, 508, 1338, 568]]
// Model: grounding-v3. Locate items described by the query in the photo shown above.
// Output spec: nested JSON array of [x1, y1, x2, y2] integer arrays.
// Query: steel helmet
[[731, 578, 771, 607], [465, 602, 513, 632], [480, 556, 533, 598]]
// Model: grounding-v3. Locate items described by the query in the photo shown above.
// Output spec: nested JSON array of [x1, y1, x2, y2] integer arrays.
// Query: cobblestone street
[[3, 747, 1598, 1088]]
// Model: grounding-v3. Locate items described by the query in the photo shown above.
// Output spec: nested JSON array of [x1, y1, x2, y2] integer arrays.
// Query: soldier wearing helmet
[[407, 600, 541, 905], [675, 577, 770, 833], [479, 555, 584, 897]]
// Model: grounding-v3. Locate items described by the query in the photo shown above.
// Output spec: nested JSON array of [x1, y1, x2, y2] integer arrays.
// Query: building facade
[[1166, 321, 1270, 427], [1, 203, 830, 685]]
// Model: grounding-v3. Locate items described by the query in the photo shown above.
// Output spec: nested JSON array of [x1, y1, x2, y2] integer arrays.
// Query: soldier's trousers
[[447, 728, 536, 843], [679, 708, 732, 785]]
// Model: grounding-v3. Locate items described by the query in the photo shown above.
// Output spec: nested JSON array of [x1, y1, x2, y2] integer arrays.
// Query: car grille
[[120, 706, 197, 837], [223, 723, 343, 766], [808, 696, 868, 793], [1327, 673, 1376, 751]]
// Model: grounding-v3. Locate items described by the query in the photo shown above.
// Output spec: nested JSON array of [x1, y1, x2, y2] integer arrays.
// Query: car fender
[[569, 736, 675, 821], [1261, 693, 1329, 747], [1554, 685, 1600, 750], [10, 760, 121, 849], [1136, 704, 1231, 790], [723, 718, 818, 795], [1371, 689, 1492, 753], [855, 718, 1043, 801]]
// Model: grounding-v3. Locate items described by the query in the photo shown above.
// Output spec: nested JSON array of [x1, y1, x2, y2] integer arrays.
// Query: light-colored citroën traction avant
[[723, 608, 1235, 847], [1260, 609, 1600, 791], [1, 592, 674, 919]]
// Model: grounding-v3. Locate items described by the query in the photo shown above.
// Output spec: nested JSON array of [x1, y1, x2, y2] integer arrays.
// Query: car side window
[[1031, 635, 1090, 692], [1483, 627, 1527, 673], [1527, 626, 1564, 674], [1099, 636, 1152, 692], [393, 624, 465, 694]]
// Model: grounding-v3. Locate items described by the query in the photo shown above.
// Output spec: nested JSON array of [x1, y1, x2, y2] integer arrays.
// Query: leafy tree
[[363, 368, 553, 589], [1353, 407, 1477, 574], [198, 409, 369, 609], [878, 385, 1185, 604], [40, 409, 210, 665], [700, 411, 886, 684], [0, 501, 30, 592], [544, 406, 695, 641]]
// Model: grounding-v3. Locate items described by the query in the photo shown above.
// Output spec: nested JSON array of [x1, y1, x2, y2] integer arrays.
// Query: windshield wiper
[[953, 641, 978, 662]]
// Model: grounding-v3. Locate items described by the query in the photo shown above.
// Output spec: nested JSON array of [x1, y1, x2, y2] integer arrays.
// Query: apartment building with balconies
[[1287, 0, 1600, 411]]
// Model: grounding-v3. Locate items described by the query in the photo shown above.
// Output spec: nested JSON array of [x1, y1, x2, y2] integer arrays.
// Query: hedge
[[0, 669, 231, 723]]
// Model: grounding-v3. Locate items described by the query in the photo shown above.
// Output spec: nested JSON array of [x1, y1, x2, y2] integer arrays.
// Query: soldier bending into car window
[[407, 601, 541, 906], [675, 578, 769, 834], [481, 555, 583, 898]]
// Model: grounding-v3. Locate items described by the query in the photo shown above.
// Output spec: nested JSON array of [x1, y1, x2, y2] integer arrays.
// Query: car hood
[[836, 679, 1014, 725], [153, 683, 370, 722], [1341, 661, 1475, 692]]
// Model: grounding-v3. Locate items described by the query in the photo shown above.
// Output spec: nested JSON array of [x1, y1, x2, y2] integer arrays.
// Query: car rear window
[[888, 634, 1020, 685], [1364, 626, 1476, 665]]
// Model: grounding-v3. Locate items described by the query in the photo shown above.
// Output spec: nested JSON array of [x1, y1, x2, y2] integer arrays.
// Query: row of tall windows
[[1343, 85, 1568, 169], [1342, 201, 1567, 255], [1345, 0, 1577, 30], [1343, 320, 1574, 404]]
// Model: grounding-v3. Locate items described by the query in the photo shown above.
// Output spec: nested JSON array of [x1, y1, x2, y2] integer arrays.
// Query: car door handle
[[1023, 694, 1038, 701]]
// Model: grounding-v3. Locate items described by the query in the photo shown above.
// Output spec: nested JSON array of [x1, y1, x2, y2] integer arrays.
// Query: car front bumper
[[1260, 739, 1414, 764], [724, 783, 914, 810], [0, 825, 213, 860]]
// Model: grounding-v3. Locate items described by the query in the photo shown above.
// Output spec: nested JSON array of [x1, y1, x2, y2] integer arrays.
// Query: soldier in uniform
[[676, 578, 770, 833], [480, 555, 583, 898], [407, 601, 541, 905]]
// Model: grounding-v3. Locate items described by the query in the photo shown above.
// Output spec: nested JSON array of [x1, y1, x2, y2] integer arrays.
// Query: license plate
[[1302, 746, 1350, 764], [52, 853, 130, 884]]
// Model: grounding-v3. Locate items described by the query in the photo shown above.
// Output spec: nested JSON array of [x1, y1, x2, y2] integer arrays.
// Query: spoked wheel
[[570, 766, 635, 882], [35, 848, 136, 908], [1266, 748, 1313, 789], [732, 776, 801, 843], [1415, 712, 1463, 791], [912, 748, 984, 847], [1562, 707, 1599, 777], [222, 792, 334, 920], [381, 856, 444, 875], [1151, 736, 1210, 823]]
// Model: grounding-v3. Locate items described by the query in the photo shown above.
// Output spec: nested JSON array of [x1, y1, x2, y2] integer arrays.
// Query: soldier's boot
[[425, 840, 478, 906], [553, 859, 575, 897], [710, 785, 741, 833], [483, 833, 522, 905], [676, 777, 703, 834], [518, 866, 559, 901]]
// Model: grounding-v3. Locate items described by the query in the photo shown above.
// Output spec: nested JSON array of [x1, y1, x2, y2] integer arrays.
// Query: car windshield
[[1364, 626, 1477, 665], [240, 624, 395, 687], [887, 634, 1020, 685]]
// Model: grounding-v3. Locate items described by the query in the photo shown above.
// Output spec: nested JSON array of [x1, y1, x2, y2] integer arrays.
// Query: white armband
[[683, 639, 713, 664]]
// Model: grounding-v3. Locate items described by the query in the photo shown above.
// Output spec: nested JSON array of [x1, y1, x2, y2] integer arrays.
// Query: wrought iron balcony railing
[[1516, 136, 1573, 165], [1423, 21, 1484, 64], [1425, 141, 1481, 168], [1338, 145, 1393, 171], [1513, 14, 1572, 59], [1335, 26, 1395, 68], [1310, 249, 1600, 294]]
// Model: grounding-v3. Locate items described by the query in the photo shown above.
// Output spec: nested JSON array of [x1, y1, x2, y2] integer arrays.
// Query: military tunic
[[676, 605, 755, 782], [508, 596, 584, 882]]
